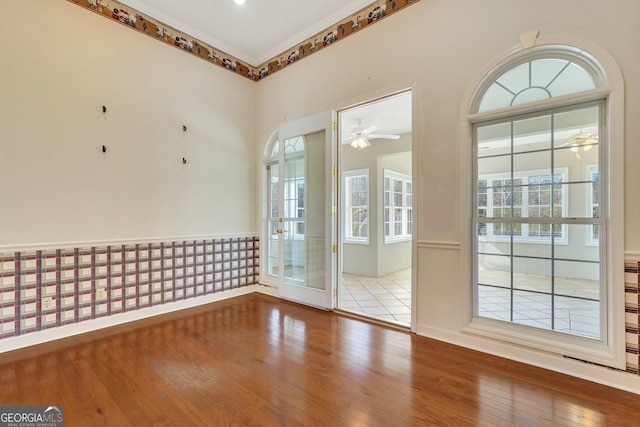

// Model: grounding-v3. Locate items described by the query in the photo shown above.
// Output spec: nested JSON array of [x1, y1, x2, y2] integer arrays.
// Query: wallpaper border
[[66, 0, 419, 81]]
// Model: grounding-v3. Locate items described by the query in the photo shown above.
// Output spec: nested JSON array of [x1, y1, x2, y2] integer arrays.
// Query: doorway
[[338, 91, 413, 326]]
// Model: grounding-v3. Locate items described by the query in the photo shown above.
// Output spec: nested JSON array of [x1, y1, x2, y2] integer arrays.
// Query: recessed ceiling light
[[234, 0, 246, 5]]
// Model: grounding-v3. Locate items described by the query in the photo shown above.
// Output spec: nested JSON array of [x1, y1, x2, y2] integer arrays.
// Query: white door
[[267, 111, 336, 309]]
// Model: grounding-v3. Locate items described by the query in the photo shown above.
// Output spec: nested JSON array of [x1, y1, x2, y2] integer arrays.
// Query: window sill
[[344, 240, 370, 245], [463, 316, 624, 369], [384, 237, 412, 245]]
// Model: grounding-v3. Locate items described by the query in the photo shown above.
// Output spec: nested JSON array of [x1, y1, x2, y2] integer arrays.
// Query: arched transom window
[[475, 52, 603, 113]]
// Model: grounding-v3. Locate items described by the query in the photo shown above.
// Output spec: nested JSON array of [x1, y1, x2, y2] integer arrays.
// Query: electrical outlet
[[96, 288, 107, 301], [42, 296, 53, 310]]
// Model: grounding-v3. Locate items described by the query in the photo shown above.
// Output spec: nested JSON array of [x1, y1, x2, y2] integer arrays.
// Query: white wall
[[255, 0, 640, 391], [377, 151, 412, 276], [0, 0, 257, 248]]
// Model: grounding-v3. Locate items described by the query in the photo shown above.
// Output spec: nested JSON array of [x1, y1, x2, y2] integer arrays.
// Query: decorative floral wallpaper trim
[[67, 0, 419, 81]]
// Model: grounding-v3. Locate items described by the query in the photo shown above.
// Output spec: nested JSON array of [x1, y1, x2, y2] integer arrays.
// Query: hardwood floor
[[0, 294, 639, 426]]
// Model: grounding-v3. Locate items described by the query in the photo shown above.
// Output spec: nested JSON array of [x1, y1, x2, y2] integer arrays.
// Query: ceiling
[[340, 92, 413, 143], [123, 0, 374, 66]]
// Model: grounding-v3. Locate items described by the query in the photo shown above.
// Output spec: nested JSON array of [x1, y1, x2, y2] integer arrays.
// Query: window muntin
[[478, 57, 598, 113], [384, 170, 412, 243], [473, 101, 603, 340], [344, 170, 369, 244]]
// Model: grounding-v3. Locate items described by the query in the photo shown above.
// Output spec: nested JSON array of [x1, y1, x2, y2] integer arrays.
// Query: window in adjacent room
[[344, 169, 369, 244], [384, 169, 412, 243]]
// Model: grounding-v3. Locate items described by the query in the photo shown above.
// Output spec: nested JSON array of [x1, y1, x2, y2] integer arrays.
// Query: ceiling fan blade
[[367, 133, 400, 140], [361, 125, 378, 135], [558, 133, 598, 147], [557, 139, 597, 149], [557, 140, 574, 147]]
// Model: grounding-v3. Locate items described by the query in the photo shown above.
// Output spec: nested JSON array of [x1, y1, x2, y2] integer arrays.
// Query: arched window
[[466, 41, 624, 368]]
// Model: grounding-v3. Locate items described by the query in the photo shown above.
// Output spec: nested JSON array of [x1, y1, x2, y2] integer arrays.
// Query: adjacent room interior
[[338, 91, 413, 326]]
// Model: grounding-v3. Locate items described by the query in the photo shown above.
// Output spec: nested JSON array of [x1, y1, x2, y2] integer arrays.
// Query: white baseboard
[[255, 283, 279, 297], [1, 285, 258, 354], [416, 323, 640, 395]]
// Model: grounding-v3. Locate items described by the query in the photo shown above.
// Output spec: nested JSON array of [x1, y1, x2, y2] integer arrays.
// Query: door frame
[[334, 84, 418, 332]]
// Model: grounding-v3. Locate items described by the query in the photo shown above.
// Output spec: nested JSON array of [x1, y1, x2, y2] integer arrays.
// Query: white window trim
[[478, 167, 569, 245], [263, 131, 281, 286], [458, 36, 625, 369], [344, 169, 370, 245], [586, 164, 599, 247], [383, 169, 412, 244]]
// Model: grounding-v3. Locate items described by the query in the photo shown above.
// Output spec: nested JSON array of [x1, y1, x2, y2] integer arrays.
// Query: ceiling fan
[[560, 132, 598, 160], [343, 119, 400, 150]]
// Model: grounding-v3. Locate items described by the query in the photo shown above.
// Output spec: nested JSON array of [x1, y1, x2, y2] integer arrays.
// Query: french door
[[266, 111, 336, 309]]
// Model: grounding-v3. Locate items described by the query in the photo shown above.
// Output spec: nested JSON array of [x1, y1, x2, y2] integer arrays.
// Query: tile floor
[[478, 270, 600, 339], [340, 268, 412, 326], [340, 267, 600, 338]]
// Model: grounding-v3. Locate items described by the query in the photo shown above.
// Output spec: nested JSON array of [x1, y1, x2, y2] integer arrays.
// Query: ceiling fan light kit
[[570, 143, 593, 153], [350, 137, 371, 150], [564, 132, 597, 160], [344, 119, 400, 149]]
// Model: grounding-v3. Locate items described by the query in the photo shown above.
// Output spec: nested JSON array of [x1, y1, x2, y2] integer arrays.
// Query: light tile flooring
[[340, 268, 600, 338], [340, 268, 412, 326], [478, 270, 600, 339]]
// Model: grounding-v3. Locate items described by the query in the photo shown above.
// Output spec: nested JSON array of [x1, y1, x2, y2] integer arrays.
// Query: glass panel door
[[276, 111, 335, 309]]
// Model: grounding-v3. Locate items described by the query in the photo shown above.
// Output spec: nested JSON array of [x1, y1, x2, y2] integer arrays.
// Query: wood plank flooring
[[0, 293, 639, 426]]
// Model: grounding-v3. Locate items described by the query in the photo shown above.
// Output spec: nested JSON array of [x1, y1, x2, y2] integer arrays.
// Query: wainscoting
[[0, 237, 259, 341], [625, 259, 640, 374]]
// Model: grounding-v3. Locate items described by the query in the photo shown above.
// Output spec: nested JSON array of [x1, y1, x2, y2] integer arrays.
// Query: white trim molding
[[417, 240, 461, 251], [625, 251, 640, 262], [0, 232, 260, 253]]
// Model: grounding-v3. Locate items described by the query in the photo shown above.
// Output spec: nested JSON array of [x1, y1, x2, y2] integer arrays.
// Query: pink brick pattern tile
[[625, 260, 640, 374], [0, 237, 259, 340]]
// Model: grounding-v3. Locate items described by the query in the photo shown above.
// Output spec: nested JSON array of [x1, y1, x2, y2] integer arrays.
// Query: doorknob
[[277, 229, 283, 234]]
